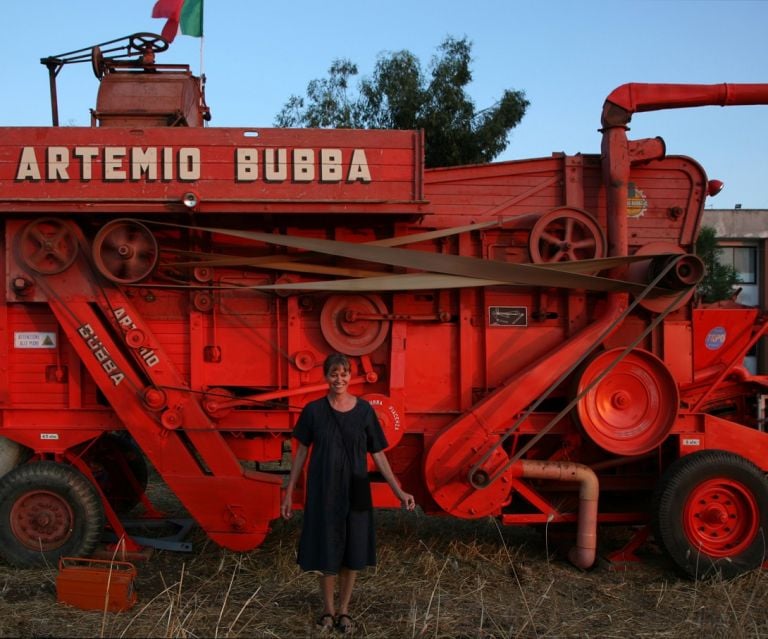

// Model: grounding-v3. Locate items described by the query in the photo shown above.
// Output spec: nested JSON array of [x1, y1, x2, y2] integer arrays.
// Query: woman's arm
[[281, 442, 309, 519], [372, 450, 416, 511]]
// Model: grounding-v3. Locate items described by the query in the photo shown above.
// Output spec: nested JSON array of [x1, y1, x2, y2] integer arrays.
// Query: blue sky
[[4, 0, 767, 208]]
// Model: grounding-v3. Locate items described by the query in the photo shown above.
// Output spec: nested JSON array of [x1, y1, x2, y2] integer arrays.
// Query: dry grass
[[1, 509, 768, 638]]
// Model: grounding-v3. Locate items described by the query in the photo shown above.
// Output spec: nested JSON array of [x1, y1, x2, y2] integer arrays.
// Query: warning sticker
[[14, 332, 57, 349]]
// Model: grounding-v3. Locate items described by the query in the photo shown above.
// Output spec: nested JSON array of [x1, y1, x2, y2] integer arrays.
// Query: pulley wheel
[[576, 348, 679, 455], [17, 218, 78, 274], [320, 294, 390, 356], [92, 219, 159, 284], [627, 242, 696, 313], [424, 427, 514, 519], [362, 393, 404, 451], [529, 207, 606, 264]]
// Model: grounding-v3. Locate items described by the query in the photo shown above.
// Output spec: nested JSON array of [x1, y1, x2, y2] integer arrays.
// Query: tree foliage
[[695, 226, 741, 303], [274, 37, 529, 168]]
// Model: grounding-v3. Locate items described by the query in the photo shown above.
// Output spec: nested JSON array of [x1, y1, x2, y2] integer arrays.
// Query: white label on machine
[[40, 433, 60, 440], [682, 438, 701, 447], [14, 332, 56, 348]]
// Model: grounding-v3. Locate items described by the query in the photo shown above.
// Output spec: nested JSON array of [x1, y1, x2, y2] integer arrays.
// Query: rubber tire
[[0, 462, 105, 567], [654, 450, 768, 579], [85, 433, 149, 513]]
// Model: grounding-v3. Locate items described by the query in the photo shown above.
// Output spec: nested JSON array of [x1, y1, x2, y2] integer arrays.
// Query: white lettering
[[104, 147, 127, 180], [163, 147, 174, 180], [47, 147, 70, 180], [131, 147, 158, 180], [293, 149, 314, 182], [236, 148, 258, 181], [73, 147, 98, 180], [16, 147, 41, 181], [178, 148, 200, 180], [347, 149, 371, 183], [265, 148, 287, 181], [320, 149, 342, 182]]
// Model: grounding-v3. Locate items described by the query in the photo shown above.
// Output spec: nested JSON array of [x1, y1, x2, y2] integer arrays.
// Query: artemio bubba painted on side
[[0, 128, 424, 213]]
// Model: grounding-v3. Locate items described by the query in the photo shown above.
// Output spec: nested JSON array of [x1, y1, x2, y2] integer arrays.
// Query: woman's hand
[[281, 487, 294, 519], [372, 450, 417, 511], [398, 490, 416, 511]]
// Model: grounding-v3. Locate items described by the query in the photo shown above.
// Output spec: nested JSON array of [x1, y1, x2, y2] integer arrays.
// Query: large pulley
[[575, 348, 679, 455], [528, 207, 606, 264], [17, 218, 79, 274], [92, 219, 159, 284], [320, 294, 390, 356]]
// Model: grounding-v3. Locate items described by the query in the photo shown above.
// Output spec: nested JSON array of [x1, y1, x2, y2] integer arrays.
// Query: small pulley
[[627, 242, 702, 312], [575, 347, 679, 455], [92, 219, 159, 284], [320, 294, 390, 356]]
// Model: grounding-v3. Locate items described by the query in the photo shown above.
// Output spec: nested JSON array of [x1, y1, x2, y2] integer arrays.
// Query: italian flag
[[152, 0, 203, 42]]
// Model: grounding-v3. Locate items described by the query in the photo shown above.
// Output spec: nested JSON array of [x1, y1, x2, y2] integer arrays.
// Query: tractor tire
[[654, 450, 768, 579], [85, 433, 149, 513], [0, 436, 29, 478], [0, 461, 105, 567]]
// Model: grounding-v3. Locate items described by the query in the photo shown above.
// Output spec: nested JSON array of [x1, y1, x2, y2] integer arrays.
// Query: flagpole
[[199, 0, 206, 126]]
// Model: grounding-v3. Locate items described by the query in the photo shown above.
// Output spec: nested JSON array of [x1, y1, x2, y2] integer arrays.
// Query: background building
[[701, 208, 768, 372]]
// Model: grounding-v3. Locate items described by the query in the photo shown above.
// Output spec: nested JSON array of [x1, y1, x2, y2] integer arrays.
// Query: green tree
[[274, 37, 529, 168], [695, 226, 741, 303]]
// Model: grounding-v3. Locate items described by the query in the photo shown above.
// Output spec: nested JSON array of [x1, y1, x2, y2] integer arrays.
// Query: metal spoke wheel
[[529, 207, 606, 264], [17, 217, 78, 274], [654, 451, 768, 579], [0, 462, 105, 567], [92, 219, 159, 284]]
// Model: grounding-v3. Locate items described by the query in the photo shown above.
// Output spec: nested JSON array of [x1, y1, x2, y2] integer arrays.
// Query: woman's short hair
[[323, 352, 351, 376]]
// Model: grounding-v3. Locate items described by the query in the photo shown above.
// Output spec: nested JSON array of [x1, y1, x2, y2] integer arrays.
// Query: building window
[[718, 245, 757, 284]]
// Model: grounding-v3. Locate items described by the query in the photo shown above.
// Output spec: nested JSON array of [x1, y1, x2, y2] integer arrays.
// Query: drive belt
[[141, 220, 679, 297]]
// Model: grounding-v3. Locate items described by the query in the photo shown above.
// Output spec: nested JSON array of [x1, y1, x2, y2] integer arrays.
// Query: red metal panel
[[0, 128, 425, 215]]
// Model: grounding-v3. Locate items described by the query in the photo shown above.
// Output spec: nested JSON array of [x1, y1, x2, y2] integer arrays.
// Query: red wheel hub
[[10, 489, 74, 551], [577, 348, 678, 455], [683, 478, 759, 557]]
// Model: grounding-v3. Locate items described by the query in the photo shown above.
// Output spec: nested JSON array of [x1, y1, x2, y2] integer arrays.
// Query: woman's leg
[[319, 574, 336, 621], [338, 567, 357, 615]]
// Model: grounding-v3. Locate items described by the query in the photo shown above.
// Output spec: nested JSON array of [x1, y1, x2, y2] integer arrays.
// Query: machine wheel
[[654, 451, 768, 579], [0, 462, 105, 567], [320, 294, 390, 356], [576, 348, 679, 456], [92, 219, 159, 284], [528, 207, 606, 264], [17, 218, 78, 274], [84, 433, 149, 513], [129, 32, 170, 54], [0, 437, 30, 478]]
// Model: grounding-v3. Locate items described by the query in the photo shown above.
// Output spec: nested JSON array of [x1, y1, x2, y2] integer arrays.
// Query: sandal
[[335, 614, 354, 634], [316, 613, 335, 633]]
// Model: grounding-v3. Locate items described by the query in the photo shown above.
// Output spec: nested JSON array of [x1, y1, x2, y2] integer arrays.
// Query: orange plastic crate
[[56, 557, 137, 612]]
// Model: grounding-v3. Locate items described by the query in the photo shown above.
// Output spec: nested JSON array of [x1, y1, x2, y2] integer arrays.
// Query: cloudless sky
[[3, 0, 767, 208]]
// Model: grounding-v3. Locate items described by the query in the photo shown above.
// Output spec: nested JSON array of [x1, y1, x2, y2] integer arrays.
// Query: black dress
[[293, 396, 388, 574]]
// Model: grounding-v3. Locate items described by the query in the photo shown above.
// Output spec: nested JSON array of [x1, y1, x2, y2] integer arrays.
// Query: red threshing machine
[[0, 33, 767, 579]]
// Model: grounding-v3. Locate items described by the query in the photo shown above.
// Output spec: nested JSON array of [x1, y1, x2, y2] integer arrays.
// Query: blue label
[[705, 326, 727, 350]]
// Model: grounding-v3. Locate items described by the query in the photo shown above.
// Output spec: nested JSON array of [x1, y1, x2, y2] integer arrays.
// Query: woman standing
[[281, 353, 416, 634]]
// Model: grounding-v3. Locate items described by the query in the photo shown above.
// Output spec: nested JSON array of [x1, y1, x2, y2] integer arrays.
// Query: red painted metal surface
[[0, 39, 767, 576]]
